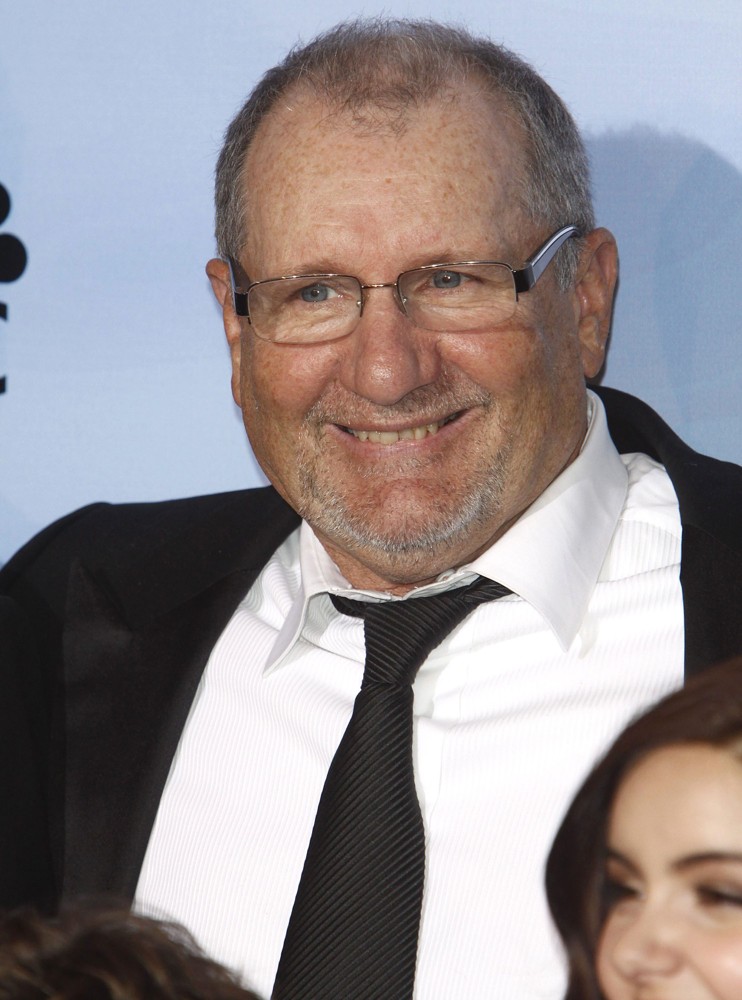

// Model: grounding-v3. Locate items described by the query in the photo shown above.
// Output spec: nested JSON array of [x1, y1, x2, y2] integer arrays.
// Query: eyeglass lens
[[248, 263, 517, 343]]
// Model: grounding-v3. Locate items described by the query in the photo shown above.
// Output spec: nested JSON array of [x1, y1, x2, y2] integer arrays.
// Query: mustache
[[304, 372, 492, 427]]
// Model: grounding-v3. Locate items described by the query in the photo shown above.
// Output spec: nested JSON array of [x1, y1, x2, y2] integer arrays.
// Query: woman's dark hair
[[545, 656, 742, 1000], [0, 904, 263, 999]]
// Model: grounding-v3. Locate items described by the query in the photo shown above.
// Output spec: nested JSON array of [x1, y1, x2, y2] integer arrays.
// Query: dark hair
[[545, 657, 742, 1000], [0, 904, 263, 999], [214, 17, 593, 287]]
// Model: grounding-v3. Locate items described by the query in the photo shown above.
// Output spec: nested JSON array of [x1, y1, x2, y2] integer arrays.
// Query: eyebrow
[[673, 852, 742, 873], [275, 260, 349, 277], [273, 250, 497, 279], [605, 848, 742, 875], [604, 849, 639, 876]]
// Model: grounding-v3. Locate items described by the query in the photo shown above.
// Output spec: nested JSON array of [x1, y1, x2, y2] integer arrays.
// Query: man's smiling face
[[208, 84, 614, 593]]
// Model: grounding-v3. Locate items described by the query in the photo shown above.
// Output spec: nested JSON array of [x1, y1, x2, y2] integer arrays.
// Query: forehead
[[610, 744, 742, 847], [240, 84, 530, 272]]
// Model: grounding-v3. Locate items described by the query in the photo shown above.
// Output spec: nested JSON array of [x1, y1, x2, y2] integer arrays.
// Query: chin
[[305, 489, 501, 576], [294, 444, 512, 577]]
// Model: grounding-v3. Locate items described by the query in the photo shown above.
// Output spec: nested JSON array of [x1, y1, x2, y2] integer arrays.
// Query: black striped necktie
[[272, 576, 511, 1000]]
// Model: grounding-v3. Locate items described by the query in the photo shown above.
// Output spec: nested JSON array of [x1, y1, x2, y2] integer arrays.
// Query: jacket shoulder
[[595, 384, 742, 549], [0, 486, 297, 621]]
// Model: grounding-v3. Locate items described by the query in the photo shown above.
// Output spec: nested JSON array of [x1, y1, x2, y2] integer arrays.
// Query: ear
[[573, 228, 618, 379], [206, 257, 243, 406]]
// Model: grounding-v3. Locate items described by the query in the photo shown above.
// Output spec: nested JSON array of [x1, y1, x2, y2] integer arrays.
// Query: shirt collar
[[265, 389, 627, 670], [466, 391, 628, 647]]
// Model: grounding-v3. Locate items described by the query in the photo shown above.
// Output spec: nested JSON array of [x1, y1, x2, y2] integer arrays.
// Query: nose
[[339, 285, 442, 406], [602, 904, 684, 984]]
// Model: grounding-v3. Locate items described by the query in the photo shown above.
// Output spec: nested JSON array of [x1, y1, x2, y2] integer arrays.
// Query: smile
[[341, 412, 461, 444]]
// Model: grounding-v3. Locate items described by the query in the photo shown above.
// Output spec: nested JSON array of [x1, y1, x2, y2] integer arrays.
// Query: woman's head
[[546, 657, 742, 1000], [597, 741, 742, 998], [0, 904, 263, 999]]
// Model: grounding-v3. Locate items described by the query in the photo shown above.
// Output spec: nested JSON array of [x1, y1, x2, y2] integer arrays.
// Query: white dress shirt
[[135, 391, 684, 999]]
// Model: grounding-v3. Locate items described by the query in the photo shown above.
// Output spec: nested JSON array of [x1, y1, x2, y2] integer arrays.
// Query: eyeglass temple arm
[[227, 257, 250, 317], [512, 225, 579, 294]]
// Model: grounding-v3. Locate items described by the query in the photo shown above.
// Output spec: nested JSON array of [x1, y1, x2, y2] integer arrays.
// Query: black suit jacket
[[2, 386, 741, 906], [0, 596, 54, 909]]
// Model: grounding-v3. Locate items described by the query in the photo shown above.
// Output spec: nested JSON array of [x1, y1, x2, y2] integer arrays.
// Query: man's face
[[208, 86, 616, 593]]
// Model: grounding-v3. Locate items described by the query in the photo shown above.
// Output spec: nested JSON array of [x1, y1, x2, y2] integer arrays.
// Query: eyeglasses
[[227, 225, 579, 345]]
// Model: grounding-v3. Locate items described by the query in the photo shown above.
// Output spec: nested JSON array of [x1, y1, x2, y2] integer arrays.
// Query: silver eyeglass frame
[[226, 224, 580, 333]]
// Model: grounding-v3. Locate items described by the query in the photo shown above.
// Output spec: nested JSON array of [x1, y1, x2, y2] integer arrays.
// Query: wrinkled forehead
[[239, 83, 530, 268]]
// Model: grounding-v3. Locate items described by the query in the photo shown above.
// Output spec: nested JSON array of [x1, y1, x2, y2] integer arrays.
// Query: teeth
[[348, 419, 447, 444]]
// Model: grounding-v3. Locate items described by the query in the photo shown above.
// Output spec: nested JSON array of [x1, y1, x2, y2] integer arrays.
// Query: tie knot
[[331, 576, 511, 687]]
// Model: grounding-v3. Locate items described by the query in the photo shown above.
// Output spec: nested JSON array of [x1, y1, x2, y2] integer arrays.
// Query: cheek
[[447, 321, 585, 458], [240, 339, 337, 424], [237, 339, 341, 487], [700, 935, 742, 998], [439, 325, 541, 396], [594, 918, 627, 999], [442, 292, 585, 400]]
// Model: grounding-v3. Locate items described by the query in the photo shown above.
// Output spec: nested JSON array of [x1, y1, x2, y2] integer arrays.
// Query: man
[[2, 18, 741, 1000]]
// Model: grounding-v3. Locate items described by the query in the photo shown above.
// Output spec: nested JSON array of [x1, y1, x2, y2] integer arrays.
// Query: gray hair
[[214, 18, 594, 288]]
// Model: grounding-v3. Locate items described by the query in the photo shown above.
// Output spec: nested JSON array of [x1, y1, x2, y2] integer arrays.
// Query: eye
[[602, 865, 642, 912], [431, 269, 465, 290], [604, 878, 639, 905], [299, 283, 337, 303], [696, 884, 742, 908]]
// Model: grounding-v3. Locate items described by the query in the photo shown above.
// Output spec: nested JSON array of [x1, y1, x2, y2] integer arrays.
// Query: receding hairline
[[214, 18, 594, 287], [236, 75, 534, 258]]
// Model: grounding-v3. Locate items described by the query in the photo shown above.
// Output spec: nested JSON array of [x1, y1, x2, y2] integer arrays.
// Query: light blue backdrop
[[2, 0, 741, 559]]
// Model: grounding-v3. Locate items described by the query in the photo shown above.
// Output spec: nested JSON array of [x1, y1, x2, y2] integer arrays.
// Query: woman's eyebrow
[[673, 851, 742, 873], [604, 849, 640, 876]]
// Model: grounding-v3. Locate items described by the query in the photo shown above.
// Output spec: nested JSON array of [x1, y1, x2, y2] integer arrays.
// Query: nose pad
[[358, 281, 409, 322], [389, 281, 407, 315]]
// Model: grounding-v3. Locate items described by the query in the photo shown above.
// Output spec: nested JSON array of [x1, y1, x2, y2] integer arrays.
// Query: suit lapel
[[59, 489, 299, 900], [596, 384, 742, 677], [680, 526, 742, 679]]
